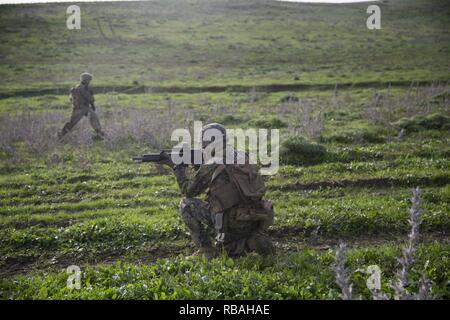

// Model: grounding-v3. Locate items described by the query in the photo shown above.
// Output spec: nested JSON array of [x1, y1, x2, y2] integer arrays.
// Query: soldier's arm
[[69, 87, 74, 102], [173, 164, 217, 198], [88, 88, 96, 110]]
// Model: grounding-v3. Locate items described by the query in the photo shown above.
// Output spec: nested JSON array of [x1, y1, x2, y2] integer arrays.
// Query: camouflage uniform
[[174, 162, 275, 257], [60, 73, 103, 137]]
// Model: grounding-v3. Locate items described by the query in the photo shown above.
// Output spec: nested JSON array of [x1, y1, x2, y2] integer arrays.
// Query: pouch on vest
[[225, 165, 266, 202], [209, 163, 273, 232], [234, 200, 274, 231], [208, 181, 241, 213], [211, 163, 266, 202]]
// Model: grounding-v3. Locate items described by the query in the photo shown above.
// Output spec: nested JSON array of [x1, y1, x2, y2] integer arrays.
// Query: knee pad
[[179, 198, 195, 217]]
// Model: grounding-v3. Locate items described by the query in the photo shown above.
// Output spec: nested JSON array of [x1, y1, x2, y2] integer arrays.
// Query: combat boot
[[92, 131, 105, 141], [57, 131, 65, 141]]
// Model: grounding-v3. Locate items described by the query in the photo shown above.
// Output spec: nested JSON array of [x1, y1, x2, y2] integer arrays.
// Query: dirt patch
[[272, 231, 450, 253], [272, 175, 450, 191], [0, 80, 443, 99], [7, 219, 77, 230], [66, 174, 98, 184], [0, 255, 38, 278]]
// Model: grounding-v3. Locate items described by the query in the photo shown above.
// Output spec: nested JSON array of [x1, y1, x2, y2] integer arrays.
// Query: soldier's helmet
[[80, 72, 93, 82], [202, 123, 226, 138], [201, 123, 227, 148]]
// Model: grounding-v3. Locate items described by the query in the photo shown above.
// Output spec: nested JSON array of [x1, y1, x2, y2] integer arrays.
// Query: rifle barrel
[[132, 149, 203, 163]]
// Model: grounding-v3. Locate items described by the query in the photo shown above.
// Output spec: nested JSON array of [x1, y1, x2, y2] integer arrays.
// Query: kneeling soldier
[[159, 123, 275, 259]]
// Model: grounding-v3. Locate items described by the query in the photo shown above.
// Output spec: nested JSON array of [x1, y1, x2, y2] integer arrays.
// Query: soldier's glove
[[157, 151, 175, 168]]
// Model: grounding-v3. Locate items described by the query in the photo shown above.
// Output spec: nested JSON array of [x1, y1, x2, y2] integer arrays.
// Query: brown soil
[[0, 80, 444, 99]]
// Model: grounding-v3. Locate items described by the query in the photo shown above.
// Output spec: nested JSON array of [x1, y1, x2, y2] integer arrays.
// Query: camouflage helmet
[[80, 72, 93, 82], [202, 123, 226, 138]]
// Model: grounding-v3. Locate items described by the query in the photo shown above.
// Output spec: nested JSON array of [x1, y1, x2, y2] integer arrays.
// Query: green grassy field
[[0, 0, 449, 92], [0, 0, 449, 299]]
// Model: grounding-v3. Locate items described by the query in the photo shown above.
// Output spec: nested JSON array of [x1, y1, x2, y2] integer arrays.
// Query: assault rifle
[[133, 149, 203, 164]]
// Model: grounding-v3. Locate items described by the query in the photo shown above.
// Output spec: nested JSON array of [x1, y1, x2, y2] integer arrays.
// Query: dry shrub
[[334, 188, 434, 300], [0, 109, 64, 158], [247, 87, 267, 103], [100, 106, 176, 150], [282, 99, 324, 140], [0, 105, 187, 161], [364, 83, 449, 128]]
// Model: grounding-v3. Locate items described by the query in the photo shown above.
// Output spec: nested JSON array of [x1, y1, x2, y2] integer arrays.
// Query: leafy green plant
[[393, 113, 450, 133], [249, 116, 288, 129], [323, 127, 385, 144], [280, 136, 328, 166], [215, 114, 246, 125]]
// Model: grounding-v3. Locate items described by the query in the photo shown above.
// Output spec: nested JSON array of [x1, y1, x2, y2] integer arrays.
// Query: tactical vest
[[70, 85, 93, 109], [208, 163, 274, 240]]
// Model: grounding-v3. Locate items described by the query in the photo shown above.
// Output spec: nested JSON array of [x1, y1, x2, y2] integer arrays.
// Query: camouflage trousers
[[180, 198, 275, 256], [60, 107, 103, 136]]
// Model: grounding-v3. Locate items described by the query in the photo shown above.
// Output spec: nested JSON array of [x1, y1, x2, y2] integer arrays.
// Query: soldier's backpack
[[225, 164, 266, 201], [70, 85, 92, 109], [209, 162, 274, 233]]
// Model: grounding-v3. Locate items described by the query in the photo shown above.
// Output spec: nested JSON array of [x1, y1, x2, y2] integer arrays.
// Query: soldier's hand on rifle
[[157, 151, 175, 167], [91, 103, 96, 112]]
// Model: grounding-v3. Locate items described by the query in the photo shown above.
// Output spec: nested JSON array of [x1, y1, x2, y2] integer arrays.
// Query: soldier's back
[[70, 84, 93, 109]]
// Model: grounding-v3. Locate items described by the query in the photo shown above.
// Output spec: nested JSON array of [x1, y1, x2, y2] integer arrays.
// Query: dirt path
[[272, 175, 450, 191], [1, 80, 447, 99]]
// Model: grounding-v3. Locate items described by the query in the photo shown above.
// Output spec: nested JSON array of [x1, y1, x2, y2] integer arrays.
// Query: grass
[[0, 87, 448, 298], [0, 0, 449, 92], [0, 123, 448, 298], [1, 244, 448, 300]]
